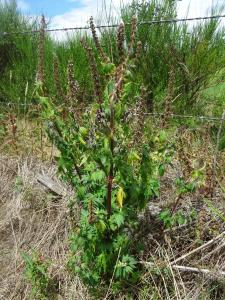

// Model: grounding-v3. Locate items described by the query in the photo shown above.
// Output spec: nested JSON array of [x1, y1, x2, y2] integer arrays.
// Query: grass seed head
[[136, 40, 142, 60], [117, 22, 125, 63], [89, 16, 108, 63], [67, 60, 79, 105], [129, 16, 137, 53], [81, 39, 102, 104], [131, 85, 147, 145], [37, 15, 46, 85]]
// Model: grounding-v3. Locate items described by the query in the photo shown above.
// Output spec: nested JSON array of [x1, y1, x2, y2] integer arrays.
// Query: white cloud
[[177, 0, 220, 18], [51, 0, 130, 28], [50, 0, 131, 40], [177, 0, 225, 28], [50, 0, 224, 41]]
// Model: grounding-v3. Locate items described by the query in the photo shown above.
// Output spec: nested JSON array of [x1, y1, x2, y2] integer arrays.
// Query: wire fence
[[1, 13, 225, 124], [1, 93, 224, 191], [1, 14, 225, 37], [1, 12, 225, 125], [0, 100, 224, 123], [144, 112, 225, 123]]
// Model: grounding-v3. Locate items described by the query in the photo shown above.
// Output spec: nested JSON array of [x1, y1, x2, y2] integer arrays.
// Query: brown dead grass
[[0, 155, 90, 300], [0, 117, 58, 159]]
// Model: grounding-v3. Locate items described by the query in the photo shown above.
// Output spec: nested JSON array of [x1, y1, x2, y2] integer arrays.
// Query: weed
[[37, 16, 171, 296], [22, 252, 57, 300], [159, 208, 197, 229]]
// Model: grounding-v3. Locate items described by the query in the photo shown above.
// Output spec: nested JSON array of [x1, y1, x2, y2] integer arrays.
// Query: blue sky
[[17, 0, 223, 23], [18, 0, 85, 17]]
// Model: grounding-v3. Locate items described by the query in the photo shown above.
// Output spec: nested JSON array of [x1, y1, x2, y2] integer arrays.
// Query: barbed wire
[[1, 101, 224, 123], [1, 14, 225, 37], [0, 102, 33, 106], [144, 112, 225, 122]]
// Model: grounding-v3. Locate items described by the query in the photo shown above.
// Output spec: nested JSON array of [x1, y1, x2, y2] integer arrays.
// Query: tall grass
[[0, 0, 38, 104], [122, 0, 225, 115], [0, 0, 225, 117]]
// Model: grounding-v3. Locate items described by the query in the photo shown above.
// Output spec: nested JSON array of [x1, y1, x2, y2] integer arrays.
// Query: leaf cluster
[[22, 252, 57, 300]]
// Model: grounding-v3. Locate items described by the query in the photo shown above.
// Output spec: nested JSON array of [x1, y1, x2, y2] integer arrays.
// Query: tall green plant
[[0, 0, 38, 104], [38, 16, 170, 295]]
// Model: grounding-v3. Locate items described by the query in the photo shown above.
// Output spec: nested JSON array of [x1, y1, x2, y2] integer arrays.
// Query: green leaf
[[36, 265, 47, 277], [96, 253, 107, 273], [158, 164, 165, 176], [91, 170, 105, 182], [96, 220, 107, 233], [107, 80, 115, 95], [186, 182, 196, 192], [109, 212, 124, 230], [150, 178, 160, 196], [79, 127, 88, 137], [21, 252, 33, 267], [101, 62, 115, 75], [159, 130, 167, 143], [177, 213, 186, 225], [115, 255, 137, 279]]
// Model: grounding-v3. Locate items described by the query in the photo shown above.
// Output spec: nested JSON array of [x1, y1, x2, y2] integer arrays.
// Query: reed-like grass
[[0, 0, 225, 117]]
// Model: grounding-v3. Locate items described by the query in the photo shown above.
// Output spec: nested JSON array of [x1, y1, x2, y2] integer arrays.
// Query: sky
[[15, 0, 224, 39]]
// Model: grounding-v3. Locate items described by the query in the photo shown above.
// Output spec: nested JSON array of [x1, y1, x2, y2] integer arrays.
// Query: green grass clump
[[1, 0, 225, 118]]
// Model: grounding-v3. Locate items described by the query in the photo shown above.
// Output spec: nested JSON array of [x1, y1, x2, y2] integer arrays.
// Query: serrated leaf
[[96, 220, 107, 233], [91, 170, 105, 182], [109, 213, 124, 231], [96, 253, 107, 272]]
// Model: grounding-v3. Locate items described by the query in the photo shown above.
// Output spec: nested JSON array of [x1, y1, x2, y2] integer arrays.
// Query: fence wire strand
[[1, 14, 225, 37], [1, 101, 224, 123]]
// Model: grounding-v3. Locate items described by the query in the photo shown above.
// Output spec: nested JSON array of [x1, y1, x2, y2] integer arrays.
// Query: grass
[[1, 0, 225, 117], [0, 155, 89, 300]]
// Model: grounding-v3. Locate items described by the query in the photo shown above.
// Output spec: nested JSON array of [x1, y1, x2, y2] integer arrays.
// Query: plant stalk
[[107, 99, 115, 218]]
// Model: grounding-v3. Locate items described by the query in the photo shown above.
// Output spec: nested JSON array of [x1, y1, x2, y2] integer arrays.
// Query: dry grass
[[0, 117, 58, 159], [0, 155, 90, 300]]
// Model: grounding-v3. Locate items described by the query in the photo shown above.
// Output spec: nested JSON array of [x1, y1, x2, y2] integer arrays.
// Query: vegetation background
[[1, 0, 225, 118]]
